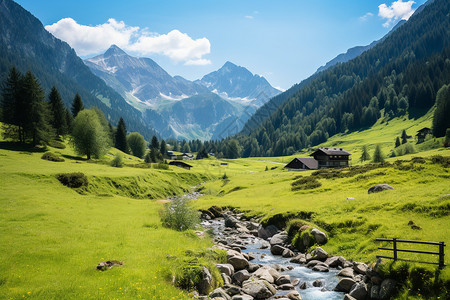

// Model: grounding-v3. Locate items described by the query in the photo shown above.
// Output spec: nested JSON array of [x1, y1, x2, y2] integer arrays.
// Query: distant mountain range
[[84, 46, 280, 139]]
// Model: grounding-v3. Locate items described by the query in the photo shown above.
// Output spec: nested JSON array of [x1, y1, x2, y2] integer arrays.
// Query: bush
[[291, 176, 322, 191], [47, 140, 66, 149], [56, 172, 88, 188], [153, 162, 169, 170], [41, 152, 64, 162], [111, 153, 124, 168], [160, 197, 200, 231], [394, 143, 416, 156]]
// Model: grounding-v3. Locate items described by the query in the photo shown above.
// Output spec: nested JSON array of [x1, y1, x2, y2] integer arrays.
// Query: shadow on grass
[[61, 154, 86, 161], [0, 141, 47, 153]]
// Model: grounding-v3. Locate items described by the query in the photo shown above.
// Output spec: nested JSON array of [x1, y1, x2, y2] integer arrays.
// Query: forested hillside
[[233, 0, 449, 157]]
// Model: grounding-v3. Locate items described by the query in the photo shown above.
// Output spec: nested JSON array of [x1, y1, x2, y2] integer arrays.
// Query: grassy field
[[1, 109, 449, 299]]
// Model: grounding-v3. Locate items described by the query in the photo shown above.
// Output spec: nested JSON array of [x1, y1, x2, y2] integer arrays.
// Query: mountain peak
[[223, 61, 238, 68], [104, 44, 127, 56]]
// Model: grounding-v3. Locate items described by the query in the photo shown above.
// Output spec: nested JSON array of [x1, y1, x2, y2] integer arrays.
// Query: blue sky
[[15, 0, 427, 90]]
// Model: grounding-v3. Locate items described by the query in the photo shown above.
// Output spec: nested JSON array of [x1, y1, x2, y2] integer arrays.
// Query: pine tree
[[401, 130, 408, 144], [372, 145, 385, 163], [151, 136, 159, 150], [395, 137, 401, 148], [114, 117, 129, 153], [48, 86, 68, 135], [182, 143, 191, 154], [360, 145, 370, 162], [71, 93, 84, 117], [432, 84, 450, 137], [65, 108, 73, 131], [160, 140, 167, 158], [1, 67, 22, 140]]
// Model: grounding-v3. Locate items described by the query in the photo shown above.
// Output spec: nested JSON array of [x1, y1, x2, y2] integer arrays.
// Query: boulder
[[379, 279, 396, 300], [224, 285, 241, 296], [353, 263, 368, 275], [276, 275, 291, 285], [291, 278, 300, 286], [311, 228, 328, 245], [231, 295, 254, 300], [252, 267, 275, 283], [242, 280, 276, 299], [278, 284, 295, 290], [335, 278, 357, 293], [270, 245, 286, 256], [209, 206, 223, 218], [349, 282, 368, 300], [338, 267, 355, 278], [286, 291, 302, 300], [311, 247, 328, 261], [222, 273, 232, 285], [227, 254, 249, 271], [248, 262, 261, 272], [209, 287, 231, 300], [313, 280, 324, 287], [232, 270, 251, 285], [225, 215, 239, 228], [299, 282, 308, 289], [325, 256, 345, 268], [306, 260, 322, 268], [198, 266, 213, 295], [257, 225, 278, 240], [282, 248, 295, 258], [312, 263, 329, 272], [269, 232, 288, 246], [290, 254, 306, 264], [217, 264, 235, 277], [368, 184, 394, 194]]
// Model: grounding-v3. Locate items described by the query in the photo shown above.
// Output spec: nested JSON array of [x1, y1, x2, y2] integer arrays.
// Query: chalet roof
[[296, 157, 319, 169], [309, 148, 351, 156], [417, 127, 431, 133]]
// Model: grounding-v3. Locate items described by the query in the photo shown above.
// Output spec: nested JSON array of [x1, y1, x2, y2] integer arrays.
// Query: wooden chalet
[[284, 157, 318, 170], [416, 127, 431, 144], [168, 161, 193, 170], [309, 148, 351, 168]]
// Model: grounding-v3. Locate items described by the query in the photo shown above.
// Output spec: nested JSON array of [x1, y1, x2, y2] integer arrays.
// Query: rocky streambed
[[198, 209, 396, 300]]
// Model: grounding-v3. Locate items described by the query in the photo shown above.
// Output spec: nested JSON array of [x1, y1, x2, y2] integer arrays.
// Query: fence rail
[[376, 238, 446, 269]]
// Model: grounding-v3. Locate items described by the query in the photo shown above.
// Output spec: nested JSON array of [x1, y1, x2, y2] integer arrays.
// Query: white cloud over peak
[[378, 0, 415, 27], [45, 18, 211, 65]]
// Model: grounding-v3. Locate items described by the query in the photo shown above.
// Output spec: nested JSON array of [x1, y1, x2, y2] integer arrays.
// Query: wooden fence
[[376, 238, 446, 269]]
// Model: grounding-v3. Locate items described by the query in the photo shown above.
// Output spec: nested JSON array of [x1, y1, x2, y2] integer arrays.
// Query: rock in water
[[242, 280, 276, 298], [368, 184, 394, 194], [257, 225, 278, 240]]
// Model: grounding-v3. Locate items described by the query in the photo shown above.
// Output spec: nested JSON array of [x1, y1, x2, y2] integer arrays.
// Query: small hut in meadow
[[169, 161, 193, 170], [284, 157, 319, 170]]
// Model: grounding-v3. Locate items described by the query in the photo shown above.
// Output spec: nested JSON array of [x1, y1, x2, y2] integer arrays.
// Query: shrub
[[153, 162, 169, 170], [41, 152, 64, 162], [286, 219, 308, 241], [111, 153, 124, 168], [47, 140, 66, 149], [160, 197, 200, 231], [291, 176, 322, 191], [56, 172, 88, 188]]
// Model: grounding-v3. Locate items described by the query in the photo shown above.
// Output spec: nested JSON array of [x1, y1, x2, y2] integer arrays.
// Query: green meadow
[[0, 110, 449, 299]]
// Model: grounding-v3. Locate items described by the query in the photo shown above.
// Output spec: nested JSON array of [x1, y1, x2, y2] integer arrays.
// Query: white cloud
[[378, 0, 415, 27], [359, 12, 374, 22], [45, 18, 211, 64], [245, 15, 254, 20]]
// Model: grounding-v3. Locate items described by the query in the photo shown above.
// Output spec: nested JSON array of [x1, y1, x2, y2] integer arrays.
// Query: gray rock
[[217, 264, 235, 277], [270, 232, 288, 246], [325, 256, 345, 268], [225, 215, 239, 228], [313, 279, 324, 287], [312, 264, 329, 272], [227, 250, 249, 271], [259, 241, 270, 249], [270, 245, 286, 256], [311, 247, 328, 261], [242, 280, 276, 299], [282, 248, 295, 258], [335, 278, 357, 293], [224, 285, 241, 296], [311, 228, 328, 245], [257, 225, 278, 240], [222, 273, 232, 285], [291, 278, 300, 286], [299, 282, 308, 289], [379, 279, 396, 300], [286, 290, 302, 300], [252, 267, 275, 283], [198, 266, 213, 295], [338, 267, 355, 278], [290, 254, 306, 264], [276, 275, 291, 285], [349, 282, 368, 300], [278, 283, 295, 290], [232, 270, 251, 285], [306, 260, 322, 268], [368, 184, 394, 194], [370, 285, 380, 299], [209, 287, 231, 300], [231, 295, 254, 300], [353, 262, 368, 275], [248, 262, 261, 272]]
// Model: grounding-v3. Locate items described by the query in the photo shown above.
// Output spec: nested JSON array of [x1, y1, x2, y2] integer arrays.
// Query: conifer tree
[[151, 136, 159, 150], [71, 93, 84, 117], [114, 117, 129, 153], [395, 137, 401, 148], [432, 84, 450, 137], [48, 86, 68, 135], [372, 145, 385, 163], [1, 67, 22, 140], [160, 140, 167, 158], [401, 130, 408, 144], [360, 145, 370, 162]]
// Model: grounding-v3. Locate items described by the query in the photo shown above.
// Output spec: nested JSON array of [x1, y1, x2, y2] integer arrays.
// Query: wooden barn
[[309, 148, 351, 168], [168, 161, 193, 170], [284, 157, 319, 170], [416, 127, 432, 144]]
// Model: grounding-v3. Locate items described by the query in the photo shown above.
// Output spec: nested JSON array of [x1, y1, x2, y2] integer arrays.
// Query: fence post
[[393, 238, 397, 261], [439, 242, 445, 269]]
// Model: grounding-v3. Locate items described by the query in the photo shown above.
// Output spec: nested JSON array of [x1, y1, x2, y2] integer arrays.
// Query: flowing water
[[203, 218, 345, 300]]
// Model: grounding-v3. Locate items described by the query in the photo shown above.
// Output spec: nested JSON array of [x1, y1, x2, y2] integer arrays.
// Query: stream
[[202, 217, 345, 300]]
